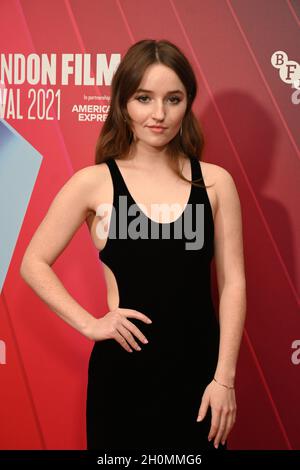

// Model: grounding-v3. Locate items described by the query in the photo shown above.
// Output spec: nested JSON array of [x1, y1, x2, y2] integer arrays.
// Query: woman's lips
[[147, 126, 167, 133]]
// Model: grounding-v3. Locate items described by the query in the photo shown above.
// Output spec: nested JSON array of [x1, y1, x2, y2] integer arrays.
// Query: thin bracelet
[[213, 376, 234, 390]]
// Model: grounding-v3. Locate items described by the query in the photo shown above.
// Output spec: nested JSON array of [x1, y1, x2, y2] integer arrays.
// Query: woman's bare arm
[[20, 166, 152, 348], [197, 165, 246, 448], [213, 166, 247, 385], [20, 167, 98, 337]]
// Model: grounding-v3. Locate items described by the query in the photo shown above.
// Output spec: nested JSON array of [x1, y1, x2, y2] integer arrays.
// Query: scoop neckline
[[111, 156, 194, 226]]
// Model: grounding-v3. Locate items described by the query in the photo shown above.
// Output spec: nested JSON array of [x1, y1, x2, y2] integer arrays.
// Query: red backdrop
[[0, 0, 299, 450]]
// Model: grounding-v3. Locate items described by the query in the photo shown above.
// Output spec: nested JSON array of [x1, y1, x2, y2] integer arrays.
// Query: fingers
[[122, 317, 149, 345], [121, 308, 152, 324], [212, 411, 227, 448], [112, 308, 151, 352], [209, 407, 237, 448], [196, 395, 209, 422], [113, 314, 151, 352], [117, 324, 143, 352], [208, 408, 221, 445], [221, 407, 237, 445], [113, 329, 133, 353]]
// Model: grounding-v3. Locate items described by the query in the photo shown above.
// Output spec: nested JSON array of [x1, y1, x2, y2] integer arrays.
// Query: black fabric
[[86, 155, 226, 451]]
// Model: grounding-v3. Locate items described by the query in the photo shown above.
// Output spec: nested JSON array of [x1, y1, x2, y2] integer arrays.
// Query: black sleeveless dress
[[86, 155, 225, 450]]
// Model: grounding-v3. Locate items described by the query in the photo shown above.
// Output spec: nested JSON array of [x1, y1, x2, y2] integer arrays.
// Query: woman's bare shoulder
[[73, 162, 109, 183], [199, 160, 234, 186], [70, 162, 111, 213], [198, 161, 238, 215], [200, 160, 240, 218]]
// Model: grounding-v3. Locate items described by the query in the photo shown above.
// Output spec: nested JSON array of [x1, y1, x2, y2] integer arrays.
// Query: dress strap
[[105, 158, 129, 197], [190, 155, 204, 183]]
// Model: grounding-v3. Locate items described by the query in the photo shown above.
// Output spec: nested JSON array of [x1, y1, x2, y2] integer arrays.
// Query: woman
[[20, 39, 246, 451]]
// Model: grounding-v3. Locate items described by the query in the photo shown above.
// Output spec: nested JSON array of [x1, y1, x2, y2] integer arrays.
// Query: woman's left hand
[[196, 379, 237, 448]]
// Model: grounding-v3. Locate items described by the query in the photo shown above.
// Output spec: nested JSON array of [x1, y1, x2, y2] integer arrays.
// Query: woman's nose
[[152, 101, 166, 120]]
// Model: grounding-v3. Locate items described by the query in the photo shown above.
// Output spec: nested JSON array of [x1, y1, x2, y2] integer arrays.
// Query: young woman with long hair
[[21, 39, 246, 451]]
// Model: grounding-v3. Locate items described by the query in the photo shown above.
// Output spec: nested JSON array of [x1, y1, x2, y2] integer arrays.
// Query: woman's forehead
[[138, 64, 185, 92]]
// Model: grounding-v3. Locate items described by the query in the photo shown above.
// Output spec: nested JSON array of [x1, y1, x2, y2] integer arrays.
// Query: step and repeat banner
[[0, 0, 299, 450]]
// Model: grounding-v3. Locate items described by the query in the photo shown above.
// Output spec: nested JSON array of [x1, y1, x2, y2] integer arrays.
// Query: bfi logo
[[271, 51, 300, 104], [0, 340, 6, 364]]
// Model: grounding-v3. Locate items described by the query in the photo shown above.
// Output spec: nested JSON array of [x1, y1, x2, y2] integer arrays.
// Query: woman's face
[[126, 63, 188, 150]]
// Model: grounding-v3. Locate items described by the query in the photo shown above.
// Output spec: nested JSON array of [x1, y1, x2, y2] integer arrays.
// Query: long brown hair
[[95, 39, 208, 188]]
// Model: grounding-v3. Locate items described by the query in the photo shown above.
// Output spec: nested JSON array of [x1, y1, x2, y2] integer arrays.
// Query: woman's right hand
[[84, 308, 152, 352]]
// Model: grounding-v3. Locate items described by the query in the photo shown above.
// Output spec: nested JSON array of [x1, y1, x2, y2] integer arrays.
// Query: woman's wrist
[[213, 376, 235, 389], [213, 367, 236, 386], [81, 314, 97, 340]]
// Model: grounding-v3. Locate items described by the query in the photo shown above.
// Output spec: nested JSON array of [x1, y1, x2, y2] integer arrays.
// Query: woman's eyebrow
[[135, 88, 185, 95]]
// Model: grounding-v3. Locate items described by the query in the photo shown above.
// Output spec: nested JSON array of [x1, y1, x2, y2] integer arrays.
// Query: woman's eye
[[169, 96, 181, 104], [136, 95, 150, 103]]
